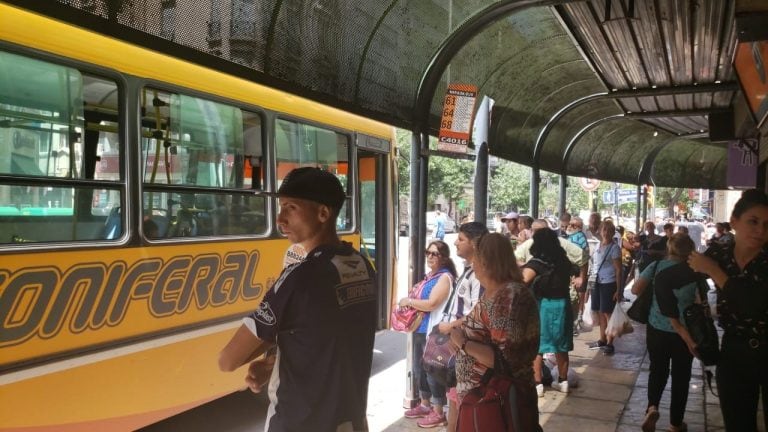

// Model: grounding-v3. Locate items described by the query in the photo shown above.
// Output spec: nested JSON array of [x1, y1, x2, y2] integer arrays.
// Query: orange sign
[[438, 83, 478, 153]]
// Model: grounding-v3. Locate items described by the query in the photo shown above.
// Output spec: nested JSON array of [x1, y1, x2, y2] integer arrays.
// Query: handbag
[[627, 261, 660, 324], [683, 279, 720, 366], [457, 345, 542, 432], [391, 270, 447, 333], [422, 275, 463, 387], [390, 306, 424, 332], [422, 326, 457, 387]]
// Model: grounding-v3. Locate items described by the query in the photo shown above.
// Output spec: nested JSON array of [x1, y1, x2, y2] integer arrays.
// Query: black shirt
[[524, 257, 571, 299], [248, 242, 377, 432], [705, 243, 768, 338]]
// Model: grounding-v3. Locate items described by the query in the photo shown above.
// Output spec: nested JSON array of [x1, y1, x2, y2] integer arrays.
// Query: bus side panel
[[0, 241, 289, 367], [0, 325, 242, 431]]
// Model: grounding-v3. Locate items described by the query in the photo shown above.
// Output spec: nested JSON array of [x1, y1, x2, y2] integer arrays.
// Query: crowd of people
[[400, 189, 767, 431], [217, 167, 767, 432]]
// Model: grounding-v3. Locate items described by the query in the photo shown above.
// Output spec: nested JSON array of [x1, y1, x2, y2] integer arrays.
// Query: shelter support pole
[[530, 168, 540, 218], [558, 174, 567, 216], [635, 184, 641, 233], [473, 96, 491, 226], [641, 186, 648, 226], [474, 143, 489, 226], [405, 130, 429, 408]]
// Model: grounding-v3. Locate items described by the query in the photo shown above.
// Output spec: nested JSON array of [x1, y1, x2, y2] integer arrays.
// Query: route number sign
[[438, 83, 478, 153]]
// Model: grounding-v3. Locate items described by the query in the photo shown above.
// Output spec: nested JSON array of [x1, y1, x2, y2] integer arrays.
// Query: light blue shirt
[[592, 242, 620, 283]]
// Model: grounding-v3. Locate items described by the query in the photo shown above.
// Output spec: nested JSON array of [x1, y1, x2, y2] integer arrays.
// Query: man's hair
[[570, 216, 584, 229], [559, 212, 571, 222], [459, 221, 488, 240], [663, 222, 674, 231]]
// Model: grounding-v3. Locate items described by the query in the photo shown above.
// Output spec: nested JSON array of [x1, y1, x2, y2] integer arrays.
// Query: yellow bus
[[0, 3, 397, 431]]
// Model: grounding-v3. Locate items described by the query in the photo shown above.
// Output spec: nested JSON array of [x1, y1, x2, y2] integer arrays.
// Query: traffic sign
[[602, 189, 638, 205], [579, 177, 600, 191]]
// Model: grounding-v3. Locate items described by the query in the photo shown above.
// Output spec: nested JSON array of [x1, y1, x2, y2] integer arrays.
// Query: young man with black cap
[[219, 167, 377, 432]]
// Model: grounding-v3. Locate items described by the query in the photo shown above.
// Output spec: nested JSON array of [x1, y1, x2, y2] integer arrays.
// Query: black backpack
[[528, 258, 556, 300]]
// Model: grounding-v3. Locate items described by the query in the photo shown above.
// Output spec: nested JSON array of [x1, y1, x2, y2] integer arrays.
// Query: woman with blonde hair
[[632, 233, 699, 432], [449, 233, 541, 430]]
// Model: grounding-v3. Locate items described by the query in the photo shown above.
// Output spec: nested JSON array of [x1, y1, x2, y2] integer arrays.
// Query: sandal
[[641, 406, 659, 432]]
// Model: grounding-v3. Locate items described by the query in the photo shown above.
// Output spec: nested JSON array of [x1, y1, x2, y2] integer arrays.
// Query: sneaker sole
[[417, 420, 447, 428]]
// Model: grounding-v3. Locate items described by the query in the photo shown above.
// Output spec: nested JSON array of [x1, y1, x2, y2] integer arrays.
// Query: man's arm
[[218, 324, 274, 372]]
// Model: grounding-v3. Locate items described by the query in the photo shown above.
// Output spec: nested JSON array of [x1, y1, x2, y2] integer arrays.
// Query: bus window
[[0, 50, 123, 244], [140, 88, 266, 238], [275, 119, 351, 231]]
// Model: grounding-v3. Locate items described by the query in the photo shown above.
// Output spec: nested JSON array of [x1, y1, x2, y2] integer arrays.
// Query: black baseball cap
[[271, 167, 346, 212]]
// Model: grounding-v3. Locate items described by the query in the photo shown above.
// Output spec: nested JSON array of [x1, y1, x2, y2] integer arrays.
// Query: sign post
[[438, 83, 478, 154]]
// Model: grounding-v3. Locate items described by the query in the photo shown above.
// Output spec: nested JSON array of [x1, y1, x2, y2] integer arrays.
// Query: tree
[[395, 129, 411, 197], [428, 153, 474, 217], [488, 160, 530, 213]]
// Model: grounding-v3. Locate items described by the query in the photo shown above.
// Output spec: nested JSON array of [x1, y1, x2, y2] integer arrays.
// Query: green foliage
[[428, 152, 474, 214], [488, 160, 530, 212], [395, 129, 411, 197]]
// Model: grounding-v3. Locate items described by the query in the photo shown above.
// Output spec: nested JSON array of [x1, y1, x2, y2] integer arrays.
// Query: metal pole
[[558, 173, 567, 216], [530, 168, 540, 217], [405, 130, 428, 408], [473, 97, 490, 225], [635, 184, 641, 233]]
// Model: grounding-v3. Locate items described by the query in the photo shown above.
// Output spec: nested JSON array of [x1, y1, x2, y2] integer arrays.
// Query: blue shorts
[[591, 282, 617, 314]]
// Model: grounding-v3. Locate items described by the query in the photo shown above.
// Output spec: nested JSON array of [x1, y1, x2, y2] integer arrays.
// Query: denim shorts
[[590, 281, 617, 313]]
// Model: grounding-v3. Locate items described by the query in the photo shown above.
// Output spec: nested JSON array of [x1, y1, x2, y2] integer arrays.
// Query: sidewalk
[[368, 303, 747, 432]]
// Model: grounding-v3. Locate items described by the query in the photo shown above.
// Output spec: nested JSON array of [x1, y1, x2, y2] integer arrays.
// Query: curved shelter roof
[[10, 0, 764, 188]]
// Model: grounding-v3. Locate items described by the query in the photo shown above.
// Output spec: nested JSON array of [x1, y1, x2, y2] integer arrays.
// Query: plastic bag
[[551, 366, 579, 388], [582, 295, 594, 326], [606, 305, 633, 338]]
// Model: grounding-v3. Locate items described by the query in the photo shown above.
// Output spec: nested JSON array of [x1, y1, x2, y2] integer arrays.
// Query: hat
[[501, 211, 519, 221], [272, 167, 346, 212]]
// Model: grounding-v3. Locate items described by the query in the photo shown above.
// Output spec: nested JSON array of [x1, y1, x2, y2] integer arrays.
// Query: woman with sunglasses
[[449, 233, 541, 430], [399, 240, 457, 428]]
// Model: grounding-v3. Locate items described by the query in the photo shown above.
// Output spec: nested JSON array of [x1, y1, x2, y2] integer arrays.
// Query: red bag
[[390, 306, 424, 332], [391, 278, 427, 333], [457, 344, 541, 432], [457, 375, 540, 432]]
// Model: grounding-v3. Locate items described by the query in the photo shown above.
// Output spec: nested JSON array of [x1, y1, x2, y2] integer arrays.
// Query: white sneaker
[[536, 383, 544, 397], [551, 380, 569, 394]]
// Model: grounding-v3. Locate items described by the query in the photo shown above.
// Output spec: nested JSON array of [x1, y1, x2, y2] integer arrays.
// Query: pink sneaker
[[404, 404, 432, 418], [417, 411, 447, 428]]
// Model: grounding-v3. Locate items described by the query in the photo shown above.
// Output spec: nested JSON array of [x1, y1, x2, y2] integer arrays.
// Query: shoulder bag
[[391, 278, 428, 333], [627, 261, 660, 324], [683, 279, 720, 367], [457, 344, 542, 432], [588, 243, 616, 290], [422, 270, 465, 387]]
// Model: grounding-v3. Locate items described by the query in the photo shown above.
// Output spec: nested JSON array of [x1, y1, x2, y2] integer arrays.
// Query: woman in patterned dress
[[449, 232, 540, 428]]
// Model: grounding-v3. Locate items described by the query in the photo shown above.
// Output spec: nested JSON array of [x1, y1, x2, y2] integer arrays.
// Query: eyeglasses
[[425, 250, 441, 258]]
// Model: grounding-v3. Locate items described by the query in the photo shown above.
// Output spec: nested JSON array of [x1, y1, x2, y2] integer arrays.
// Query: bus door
[[357, 135, 394, 329]]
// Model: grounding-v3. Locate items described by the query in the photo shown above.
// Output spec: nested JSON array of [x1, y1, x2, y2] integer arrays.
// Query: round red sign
[[579, 177, 601, 191]]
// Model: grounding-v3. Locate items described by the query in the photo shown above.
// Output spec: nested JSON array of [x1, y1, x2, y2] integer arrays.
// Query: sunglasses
[[425, 250, 441, 258]]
